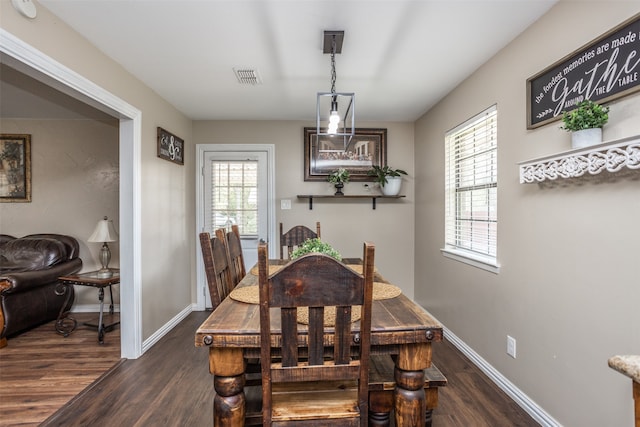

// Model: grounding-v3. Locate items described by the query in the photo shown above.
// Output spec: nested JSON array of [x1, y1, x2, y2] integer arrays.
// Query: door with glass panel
[[203, 151, 268, 308]]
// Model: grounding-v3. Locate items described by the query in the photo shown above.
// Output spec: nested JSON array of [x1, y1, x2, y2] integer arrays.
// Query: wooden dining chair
[[226, 224, 246, 286], [279, 221, 321, 259], [198, 229, 234, 309], [258, 240, 375, 426]]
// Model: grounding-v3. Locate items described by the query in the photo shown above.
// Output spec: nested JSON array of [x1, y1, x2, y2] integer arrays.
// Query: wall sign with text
[[157, 127, 184, 165], [527, 13, 640, 129]]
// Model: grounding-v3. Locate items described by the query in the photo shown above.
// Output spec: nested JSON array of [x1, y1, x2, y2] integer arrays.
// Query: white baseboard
[[141, 305, 194, 354], [443, 326, 562, 427], [72, 303, 196, 357], [71, 304, 120, 313]]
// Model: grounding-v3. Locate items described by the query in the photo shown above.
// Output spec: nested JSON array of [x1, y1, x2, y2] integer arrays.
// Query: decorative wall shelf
[[518, 134, 640, 184], [296, 194, 405, 210]]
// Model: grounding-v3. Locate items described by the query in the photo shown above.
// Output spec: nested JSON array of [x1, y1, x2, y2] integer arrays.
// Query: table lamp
[[88, 216, 118, 278]]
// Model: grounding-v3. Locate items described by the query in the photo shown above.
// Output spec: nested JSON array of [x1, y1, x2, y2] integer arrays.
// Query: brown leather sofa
[[0, 234, 82, 347]]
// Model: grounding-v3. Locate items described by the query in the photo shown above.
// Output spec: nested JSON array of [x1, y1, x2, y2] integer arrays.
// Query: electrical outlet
[[507, 335, 517, 358], [280, 199, 291, 210]]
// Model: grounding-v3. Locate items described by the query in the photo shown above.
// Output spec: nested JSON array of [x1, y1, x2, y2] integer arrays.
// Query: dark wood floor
[[0, 313, 121, 427], [3, 311, 539, 426]]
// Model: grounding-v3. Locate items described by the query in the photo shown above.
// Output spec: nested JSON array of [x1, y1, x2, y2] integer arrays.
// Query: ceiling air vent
[[233, 68, 262, 85]]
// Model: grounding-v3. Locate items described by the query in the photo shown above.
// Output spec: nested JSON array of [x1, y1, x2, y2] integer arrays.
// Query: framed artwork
[[526, 13, 640, 129], [0, 134, 31, 203], [157, 127, 184, 165], [304, 127, 387, 181]]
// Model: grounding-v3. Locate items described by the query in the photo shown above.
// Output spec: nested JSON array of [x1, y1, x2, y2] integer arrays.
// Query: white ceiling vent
[[233, 68, 262, 85]]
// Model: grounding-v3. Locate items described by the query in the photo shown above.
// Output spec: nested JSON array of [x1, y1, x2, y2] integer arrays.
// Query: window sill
[[440, 248, 500, 274]]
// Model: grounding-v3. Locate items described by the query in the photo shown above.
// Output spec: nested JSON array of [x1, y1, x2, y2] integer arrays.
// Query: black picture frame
[[526, 13, 640, 129], [157, 127, 184, 165], [304, 127, 387, 181], [0, 134, 31, 203]]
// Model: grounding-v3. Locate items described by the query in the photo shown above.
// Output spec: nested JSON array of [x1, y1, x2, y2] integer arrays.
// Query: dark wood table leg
[[394, 343, 430, 427], [211, 347, 246, 427], [55, 282, 77, 337]]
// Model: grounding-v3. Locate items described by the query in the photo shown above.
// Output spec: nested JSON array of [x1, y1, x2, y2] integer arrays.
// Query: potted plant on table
[[328, 168, 350, 196], [367, 165, 408, 196], [290, 238, 342, 261], [561, 100, 609, 149]]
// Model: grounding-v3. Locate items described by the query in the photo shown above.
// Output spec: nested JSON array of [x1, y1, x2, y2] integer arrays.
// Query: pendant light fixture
[[316, 31, 355, 144]]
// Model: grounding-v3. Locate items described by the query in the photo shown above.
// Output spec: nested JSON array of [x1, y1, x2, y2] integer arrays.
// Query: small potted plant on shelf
[[328, 168, 350, 196], [560, 99, 609, 149], [367, 165, 407, 196]]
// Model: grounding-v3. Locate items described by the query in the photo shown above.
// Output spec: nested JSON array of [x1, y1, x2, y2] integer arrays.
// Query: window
[[443, 105, 499, 273], [210, 161, 258, 236]]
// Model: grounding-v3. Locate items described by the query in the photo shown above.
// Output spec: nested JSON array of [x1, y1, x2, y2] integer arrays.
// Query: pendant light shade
[[316, 31, 355, 143]]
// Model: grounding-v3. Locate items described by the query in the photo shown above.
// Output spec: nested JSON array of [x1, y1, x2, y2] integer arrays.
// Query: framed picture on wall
[[0, 134, 31, 203], [304, 127, 387, 181], [157, 127, 184, 165]]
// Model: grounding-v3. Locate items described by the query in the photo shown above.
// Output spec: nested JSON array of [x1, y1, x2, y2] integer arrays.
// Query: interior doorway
[[0, 29, 143, 358]]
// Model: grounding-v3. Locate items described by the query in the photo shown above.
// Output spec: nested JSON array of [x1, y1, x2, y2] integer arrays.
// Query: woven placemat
[[249, 264, 284, 276], [344, 264, 378, 274], [229, 282, 401, 325]]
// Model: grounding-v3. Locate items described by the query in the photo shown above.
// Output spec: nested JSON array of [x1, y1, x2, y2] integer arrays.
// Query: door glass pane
[[210, 160, 258, 236]]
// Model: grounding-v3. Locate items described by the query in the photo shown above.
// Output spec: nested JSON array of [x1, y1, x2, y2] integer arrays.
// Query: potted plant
[[367, 165, 407, 196], [290, 238, 342, 261], [561, 100, 609, 149], [327, 168, 350, 196]]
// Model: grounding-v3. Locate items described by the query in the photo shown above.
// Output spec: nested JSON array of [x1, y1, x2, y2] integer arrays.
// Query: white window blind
[[444, 105, 498, 266], [210, 160, 258, 236]]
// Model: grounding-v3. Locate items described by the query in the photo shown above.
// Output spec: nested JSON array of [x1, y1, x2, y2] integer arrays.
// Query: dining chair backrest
[[258, 241, 375, 426], [199, 229, 234, 309], [226, 224, 246, 286], [279, 221, 321, 259]]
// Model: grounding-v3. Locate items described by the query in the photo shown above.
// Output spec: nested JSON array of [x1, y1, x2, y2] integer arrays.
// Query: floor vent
[[233, 68, 262, 85]]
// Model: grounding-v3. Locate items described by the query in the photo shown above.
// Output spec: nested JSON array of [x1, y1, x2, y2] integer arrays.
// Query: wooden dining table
[[194, 259, 443, 426]]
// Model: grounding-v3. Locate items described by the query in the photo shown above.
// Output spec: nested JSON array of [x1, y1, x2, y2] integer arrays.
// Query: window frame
[[441, 105, 500, 274]]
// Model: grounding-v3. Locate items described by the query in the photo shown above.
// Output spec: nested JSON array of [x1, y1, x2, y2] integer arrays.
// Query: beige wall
[[1, 1, 195, 341], [4, 1, 640, 423], [414, 2, 640, 426], [193, 120, 416, 298], [0, 118, 119, 306]]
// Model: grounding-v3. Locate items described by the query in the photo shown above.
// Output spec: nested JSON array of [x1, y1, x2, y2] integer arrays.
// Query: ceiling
[[6, 0, 558, 122]]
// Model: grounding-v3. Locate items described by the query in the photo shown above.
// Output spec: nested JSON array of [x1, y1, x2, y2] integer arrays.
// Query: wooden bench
[[242, 354, 447, 426]]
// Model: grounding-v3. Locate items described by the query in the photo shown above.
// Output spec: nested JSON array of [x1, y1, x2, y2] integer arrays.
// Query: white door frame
[[195, 144, 276, 311], [0, 29, 143, 359]]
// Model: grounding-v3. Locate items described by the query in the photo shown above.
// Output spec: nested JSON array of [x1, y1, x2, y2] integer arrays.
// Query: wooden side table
[[57, 269, 120, 344]]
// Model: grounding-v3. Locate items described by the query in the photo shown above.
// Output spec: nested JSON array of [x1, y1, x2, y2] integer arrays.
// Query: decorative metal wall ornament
[[157, 127, 184, 165], [316, 30, 355, 146]]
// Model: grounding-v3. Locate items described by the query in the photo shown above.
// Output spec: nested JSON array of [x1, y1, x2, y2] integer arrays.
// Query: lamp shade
[[88, 216, 118, 243]]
